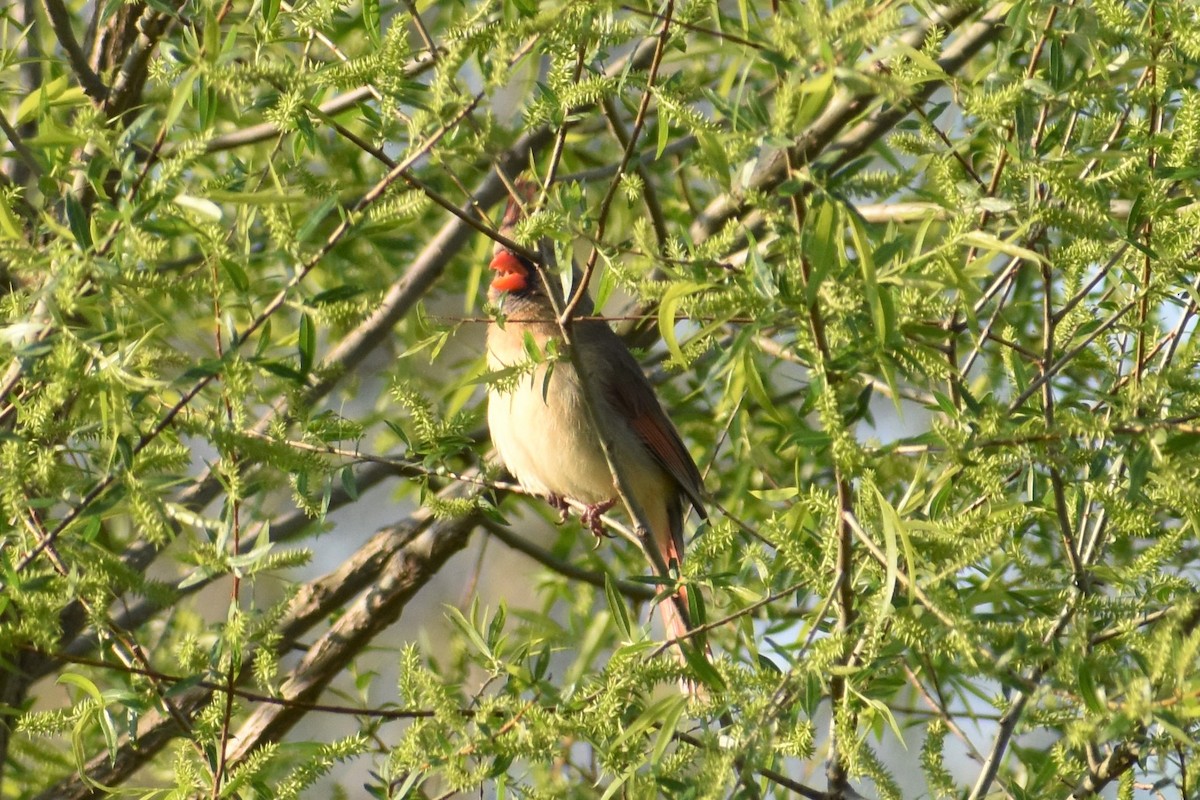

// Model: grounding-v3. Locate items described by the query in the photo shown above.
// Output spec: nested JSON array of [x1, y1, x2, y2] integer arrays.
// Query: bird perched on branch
[[484, 181, 708, 664]]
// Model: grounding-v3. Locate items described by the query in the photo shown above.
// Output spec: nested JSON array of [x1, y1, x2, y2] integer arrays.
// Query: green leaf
[[227, 534, 276, 575], [745, 232, 778, 299], [258, 359, 307, 383], [203, 7, 219, 59], [657, 282, 708, 367], [15, 75, 86, 124], [680, 639, 725, 690], [487, 603, 507, 647], [649, 694, 689, 764], [297, 196, 339, 243], [298, 312, 316, 376], [872, 486, 901, 617], [848, 212, 887, 346], [599, 769, 634, 800], [605, 574, 633, 641], [750, 487, 799, 501], [0, 196, 25, 241], [173, 194, 222, 222], [204, 189, 311, 204], [65, 194, 93, 250], [363, 0, 381, 46], [741, 348, 781, 422], [58, 672, 104, 704], [852, 686, 907, 745], [892, 42, 949, 81], [445, 604, 492, 660], [222, 258, 250, 292], [392, 770, 425, 798], [487, 753, 513, 778], [1077, 663, 1107, 714], [611, 694, 684, 754], [340, 465, 358, 500], [805, 198, 838, 304], [309, 285, 366, 305], [959, 231, 1046, 265], [196, 83, 217, 129], [696, 131, 732, 186], [1126, 191, 1146, 239], [795, 67, 834, 129]]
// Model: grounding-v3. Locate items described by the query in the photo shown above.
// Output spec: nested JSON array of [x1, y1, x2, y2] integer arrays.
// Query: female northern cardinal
[[485, 187, 707, 654]]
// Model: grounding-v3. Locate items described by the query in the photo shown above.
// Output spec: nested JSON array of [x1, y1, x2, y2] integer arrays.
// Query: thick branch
[[689, 1, 1002, 243], [39, 0, 108, 102], [1069, 741, 1140, 798], [226, 509, 480, 758], [32, 485, 479, 798]]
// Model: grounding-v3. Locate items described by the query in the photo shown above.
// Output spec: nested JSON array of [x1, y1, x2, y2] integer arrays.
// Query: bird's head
[[485, 179, 594, 318], [488, 247, 539, 298], [487, 180, 548, 310]]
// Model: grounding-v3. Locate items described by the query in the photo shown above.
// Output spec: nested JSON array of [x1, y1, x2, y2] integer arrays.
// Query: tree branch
[[482, 519, 655, 601], [689, 1, 1001, 243], [226, 507, 481, 759], [39, 0, 108, 102]]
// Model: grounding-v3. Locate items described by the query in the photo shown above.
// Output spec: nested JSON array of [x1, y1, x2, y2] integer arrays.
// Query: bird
[[484, 182, 708, 662]]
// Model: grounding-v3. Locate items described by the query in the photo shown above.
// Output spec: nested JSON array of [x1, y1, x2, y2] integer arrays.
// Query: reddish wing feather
[[596, 343, 707, 519], [625, 409, 705, 511]]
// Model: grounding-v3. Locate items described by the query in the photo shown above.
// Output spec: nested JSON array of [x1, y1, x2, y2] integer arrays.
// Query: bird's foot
[[581, 499, 617, 541], [547, 494, 570, 524]]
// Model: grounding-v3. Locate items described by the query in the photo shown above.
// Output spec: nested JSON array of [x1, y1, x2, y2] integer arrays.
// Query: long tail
[[653, 500, 709, 671]]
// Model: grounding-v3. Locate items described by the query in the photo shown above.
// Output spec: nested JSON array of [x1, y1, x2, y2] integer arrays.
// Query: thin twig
[[619, 4, 764, 50], [482, 519, 655, 600], [14, 100, 481, 575], [646, 575, 810, 659], [601, 99, 668, 248], [690, 1, 1001, 242], [32, 649, 445, 720], [1006, 297, 1136, 415], [0, 110, 42, 181], [563, 0, 675, 320]]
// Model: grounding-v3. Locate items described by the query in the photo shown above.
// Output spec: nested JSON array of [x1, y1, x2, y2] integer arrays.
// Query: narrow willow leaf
[[57, 673, 104, 703], [297, 196, 338, 243], [445, 604, 492, 660], [605, 574, 633, 641], [65, 194, 92, 250], [872, 486, 901, 618], [298, 312, 316, 376], [657, 282, 708, 367], [848, 212, 886, 346], [16, 75, 85, 124], [960, 231, 1046, 265], [741, 348, 781, 422], [222, 258, 250, 292], [805, 199, 838, 305], [682, 640, 725, 689], [173, 194, 222, 222], [599, 769, 633, 800], [795, 66, 834, 129], [1077, 663, 1107, 714], [650, 694, 689, 763], [0, 197, 24, 240]]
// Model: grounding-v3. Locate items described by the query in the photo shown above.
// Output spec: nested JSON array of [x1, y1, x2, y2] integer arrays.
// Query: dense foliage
[[3, 0, 1200, 797]]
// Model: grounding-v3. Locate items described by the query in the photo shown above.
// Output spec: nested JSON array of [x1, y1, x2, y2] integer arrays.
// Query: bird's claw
[[581, 499, 617, 541], [547, 494, 570, 524]]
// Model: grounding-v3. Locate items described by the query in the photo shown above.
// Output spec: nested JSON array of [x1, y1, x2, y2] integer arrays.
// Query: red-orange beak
[[489, 250, 530, 293]]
